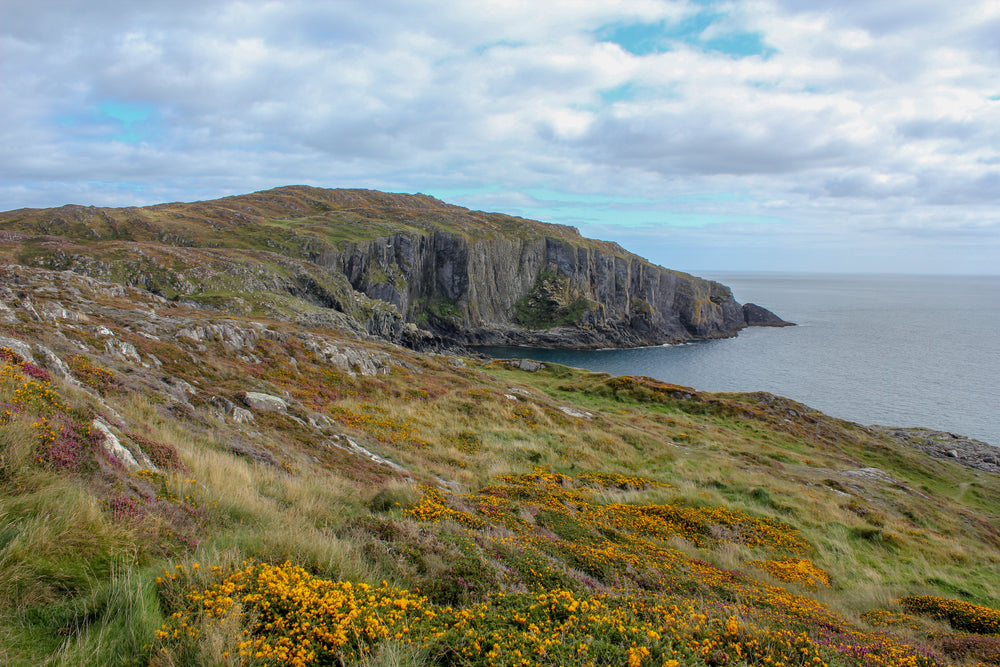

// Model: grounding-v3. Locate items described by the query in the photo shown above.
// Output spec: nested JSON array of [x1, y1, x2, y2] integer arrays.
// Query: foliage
[[749, 557, 831, 589], [513, 270, 594, 329], [899, 596, 1000, 635], [3, 263, 1000, 666]]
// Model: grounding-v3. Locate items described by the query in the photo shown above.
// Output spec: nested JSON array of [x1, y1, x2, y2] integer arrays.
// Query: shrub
[[898, 596, 1000, 635], [67, 355, 119, 393], [107, 492, 145, 523], [749, 557, 831, 588], [368, 482, 419, 513], [128, 433, 187, 470], [36, 416, 102, 473], [21, 363, 52, 383]]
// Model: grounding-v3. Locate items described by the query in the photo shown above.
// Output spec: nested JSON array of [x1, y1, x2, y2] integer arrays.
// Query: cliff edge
[[0, 185, 791, 348]]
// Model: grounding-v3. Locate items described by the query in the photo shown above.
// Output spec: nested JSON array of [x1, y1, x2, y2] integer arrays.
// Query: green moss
[[513, 270, 595, 329]]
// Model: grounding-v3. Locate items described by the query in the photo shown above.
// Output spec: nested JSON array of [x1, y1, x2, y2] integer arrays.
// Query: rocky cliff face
[[333, 231, 768, 347], [0, 186, 790, 349]]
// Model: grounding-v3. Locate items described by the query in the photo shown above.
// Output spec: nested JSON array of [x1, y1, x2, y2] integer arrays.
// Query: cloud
[[1, 0, 998, 272]]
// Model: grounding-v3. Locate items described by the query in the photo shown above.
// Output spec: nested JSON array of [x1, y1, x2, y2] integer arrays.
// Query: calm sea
[[477, 273, 1000, 447]]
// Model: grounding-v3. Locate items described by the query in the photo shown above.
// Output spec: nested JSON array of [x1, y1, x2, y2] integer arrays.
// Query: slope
[[0, 263, 998, 666]]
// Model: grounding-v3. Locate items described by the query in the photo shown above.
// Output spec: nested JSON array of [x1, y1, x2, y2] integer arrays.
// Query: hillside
[[1, 252, 999, 667], [0, 186, 789, 349]]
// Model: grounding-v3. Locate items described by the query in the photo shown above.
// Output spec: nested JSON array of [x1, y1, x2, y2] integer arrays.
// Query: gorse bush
[[157, 561, 841, 667], [899, 596, 1000, 635], [4, 279, 1000, 667], [749, 557, 831, 589]]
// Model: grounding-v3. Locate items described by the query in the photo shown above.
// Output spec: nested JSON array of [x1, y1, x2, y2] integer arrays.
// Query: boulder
[[242, 391, 288, 413], [0, 336, 35, 363]]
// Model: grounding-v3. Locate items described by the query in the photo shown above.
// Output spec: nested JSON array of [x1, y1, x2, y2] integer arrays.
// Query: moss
[[513, 270, 595, 329]]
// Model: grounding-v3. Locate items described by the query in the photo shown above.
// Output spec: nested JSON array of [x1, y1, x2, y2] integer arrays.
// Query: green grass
[[2, 266, 1000, 665]]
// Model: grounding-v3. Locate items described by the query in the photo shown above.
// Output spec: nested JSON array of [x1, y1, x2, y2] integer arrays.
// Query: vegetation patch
[[3, 260, 1000, 666], [513, 270, 594, 329], [899, 596, 1000, 635]]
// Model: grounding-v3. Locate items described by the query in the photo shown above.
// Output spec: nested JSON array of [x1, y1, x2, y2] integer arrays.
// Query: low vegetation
[[0, 261, 999, 667]]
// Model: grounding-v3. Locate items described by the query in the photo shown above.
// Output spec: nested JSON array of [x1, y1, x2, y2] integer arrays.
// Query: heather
[[1, 265, 1000, 666]]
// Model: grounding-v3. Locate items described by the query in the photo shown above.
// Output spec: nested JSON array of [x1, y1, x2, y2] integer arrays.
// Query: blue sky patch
[[56, 101, 159, 144], [100, 101, 157, 143], [704, 32, 776, 58], [596, 10, 774, 59], [599, 83, 636, 104]]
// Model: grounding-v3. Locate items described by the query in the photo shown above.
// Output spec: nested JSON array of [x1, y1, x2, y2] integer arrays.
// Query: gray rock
[[92, 419, 157, 472], [104, 338, 143, 365], [871, 426, 1000, 474], [505, 359, 545, 372], [242, 391, 288, 413], [39, 301, 89, 323], [841, 467, 896, 483], [743, 303, 794, 327], [210, 395, 256, 423], [167, 378, 197, 403], [327, 434, 407, 473], [177, 321, 274, 351], [0, 336, 35, 363], [559, 406, 593, 420], [36, 345, 81, 387], [302, 337, 393, 377]]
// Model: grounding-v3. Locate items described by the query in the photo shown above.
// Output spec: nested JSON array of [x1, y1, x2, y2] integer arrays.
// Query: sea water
[[477, 273, 1000, 447]]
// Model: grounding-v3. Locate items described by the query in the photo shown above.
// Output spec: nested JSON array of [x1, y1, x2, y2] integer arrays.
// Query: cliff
[[0, 185, 790, 348]]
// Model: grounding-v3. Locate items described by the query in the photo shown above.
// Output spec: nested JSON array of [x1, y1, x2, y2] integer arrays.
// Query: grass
[[1, 278, 1000, 666]]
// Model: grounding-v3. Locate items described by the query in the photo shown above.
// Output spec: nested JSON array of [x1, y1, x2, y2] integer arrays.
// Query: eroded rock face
[[338, 231, 781, 348], [743, 303, 794, 327]]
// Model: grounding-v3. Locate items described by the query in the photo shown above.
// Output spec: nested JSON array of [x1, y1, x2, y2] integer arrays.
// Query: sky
[[2, 0, 999, 274]]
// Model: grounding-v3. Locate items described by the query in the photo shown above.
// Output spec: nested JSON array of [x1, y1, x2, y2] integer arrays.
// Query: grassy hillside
[[0, 185, 620, 258], [1, 263, 999, 666]]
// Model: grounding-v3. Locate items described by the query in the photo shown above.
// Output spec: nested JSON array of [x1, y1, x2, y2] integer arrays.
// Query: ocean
[[477, 273, 1000, 447]]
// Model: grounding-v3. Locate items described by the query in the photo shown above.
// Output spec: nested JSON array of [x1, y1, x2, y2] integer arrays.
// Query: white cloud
[[0, 0, 998, 272]]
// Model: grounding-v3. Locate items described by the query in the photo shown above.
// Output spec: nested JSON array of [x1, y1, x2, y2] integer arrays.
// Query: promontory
[[0, 185, 790, 349]]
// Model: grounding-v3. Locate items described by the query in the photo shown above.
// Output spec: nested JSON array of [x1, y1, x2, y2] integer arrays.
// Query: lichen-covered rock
[[0, 336, 34, 363], [92, 419, 157, 472], [105, 338, 143, 365], [209, 395, 256, 423], [302, 337, 393, 377], [242, 391, 288, 413], [177, 321, 275, 351]]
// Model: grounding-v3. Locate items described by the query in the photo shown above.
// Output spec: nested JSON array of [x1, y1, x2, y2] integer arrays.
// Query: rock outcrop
[[743, 303, 795, 327], [334, 231, 789, 348], [872, 426, 1000, 474]]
